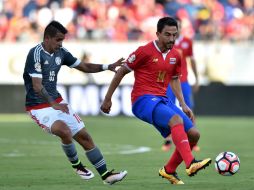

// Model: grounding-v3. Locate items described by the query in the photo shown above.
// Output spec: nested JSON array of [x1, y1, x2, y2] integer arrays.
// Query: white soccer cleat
[[102, 170, 128, 185], [75, 166, 95, 180]]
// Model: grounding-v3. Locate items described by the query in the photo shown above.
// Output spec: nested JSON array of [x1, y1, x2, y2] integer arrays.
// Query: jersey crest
[[169, 58, 176, 64], [55, 57, 61, 65], [34, 62, 42, 72], [128, 54, 136, 63]]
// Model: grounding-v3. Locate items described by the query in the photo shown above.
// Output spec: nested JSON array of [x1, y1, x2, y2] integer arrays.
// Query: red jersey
[[125, 41, 182, 103], [174, 36, 193, 82]]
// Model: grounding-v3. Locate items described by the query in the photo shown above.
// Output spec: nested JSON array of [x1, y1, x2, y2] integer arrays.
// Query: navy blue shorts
[[132, 95, 194, 138]]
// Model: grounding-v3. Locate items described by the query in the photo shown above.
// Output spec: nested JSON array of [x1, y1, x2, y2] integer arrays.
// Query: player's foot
[[102, 169, 127, 185], [186, 158, 212, 176], [74, 165, 95, 180], [193, 145, 201, 152], [159, 167, 184, 184], [161, 140, 172, 152]]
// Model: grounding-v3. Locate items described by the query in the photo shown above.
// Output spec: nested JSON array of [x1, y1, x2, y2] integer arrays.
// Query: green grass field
[[0, 114, 254, 190]]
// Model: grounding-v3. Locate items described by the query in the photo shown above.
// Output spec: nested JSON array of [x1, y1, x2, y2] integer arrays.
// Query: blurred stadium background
[[1, 0, 254, 116]]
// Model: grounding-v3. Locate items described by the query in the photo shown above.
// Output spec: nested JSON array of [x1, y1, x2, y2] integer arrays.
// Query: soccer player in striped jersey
[[162, 18, 200, 152], [101, 17, 211, 185], [23, 21, 127, 185]]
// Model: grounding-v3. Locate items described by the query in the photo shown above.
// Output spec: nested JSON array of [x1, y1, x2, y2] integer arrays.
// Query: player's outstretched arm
[[101, 66, 130, 114], [75, 58, 125, 73]]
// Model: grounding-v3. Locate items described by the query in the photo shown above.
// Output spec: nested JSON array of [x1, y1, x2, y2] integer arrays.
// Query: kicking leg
[[74, 128, 127, 185], [51, 120, 94, 180]]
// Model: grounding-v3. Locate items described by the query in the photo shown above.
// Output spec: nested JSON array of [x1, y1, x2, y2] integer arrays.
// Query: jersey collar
[[41, 42, 55, 56], [153, 41, 170, 53]]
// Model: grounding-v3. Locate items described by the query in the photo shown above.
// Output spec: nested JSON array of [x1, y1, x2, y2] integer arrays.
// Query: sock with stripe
[[165, 142, 197, 173], [170, 124, 194, 168], [61, 143, 81, 168], [86, 146, 107, 176]]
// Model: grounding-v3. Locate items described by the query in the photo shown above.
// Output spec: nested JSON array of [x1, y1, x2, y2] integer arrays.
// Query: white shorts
[[28, 101, 85, 136]]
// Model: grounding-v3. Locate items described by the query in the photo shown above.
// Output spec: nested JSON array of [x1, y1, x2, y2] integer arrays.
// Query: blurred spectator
[[0, 0, 253, 42]]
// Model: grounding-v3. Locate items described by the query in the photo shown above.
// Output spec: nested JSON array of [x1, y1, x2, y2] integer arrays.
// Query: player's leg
[[153, 103, 194, 167], [28, 108, 94, 180], [73, 128, 127, 184], [153, 102, 192, 184], [165, 103, 211, 177], [153, 102, 211, 179], [61, 106, 127, 185], [165, 128, 200, 174], [51, 120, 95, 180]]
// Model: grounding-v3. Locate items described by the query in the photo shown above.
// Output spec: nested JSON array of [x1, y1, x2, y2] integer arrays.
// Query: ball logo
[[55, 57, 61, 65], [34, 62, 41, 72], [128, 54, 136, 64]]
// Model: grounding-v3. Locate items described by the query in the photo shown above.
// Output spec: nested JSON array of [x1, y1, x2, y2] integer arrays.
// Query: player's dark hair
[[157, 17, 178, 33], [43, 21, 68, 39]]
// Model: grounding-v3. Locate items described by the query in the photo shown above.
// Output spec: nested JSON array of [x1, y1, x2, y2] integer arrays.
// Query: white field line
[[0, 138, 151, 157]]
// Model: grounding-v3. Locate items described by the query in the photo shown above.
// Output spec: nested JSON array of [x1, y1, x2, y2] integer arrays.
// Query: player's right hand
[[100, 99, 112, 114], [108, 58, 126, 72], [52, 103, 69, 114], [181, 104, 194, 122]]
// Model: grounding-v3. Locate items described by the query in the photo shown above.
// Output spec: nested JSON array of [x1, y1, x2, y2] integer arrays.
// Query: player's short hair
[[157, 17, 178, 33], [43, 21, 68, 39]]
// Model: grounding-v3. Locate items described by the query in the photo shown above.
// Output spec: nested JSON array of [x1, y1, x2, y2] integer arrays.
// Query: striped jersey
[[23, 43, 80, 109]]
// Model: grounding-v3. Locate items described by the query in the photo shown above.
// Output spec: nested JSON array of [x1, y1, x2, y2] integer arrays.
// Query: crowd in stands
[[0, 0, 253, 42]]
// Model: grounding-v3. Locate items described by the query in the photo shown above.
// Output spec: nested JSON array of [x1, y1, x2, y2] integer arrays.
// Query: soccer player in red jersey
[[101, 17, 211, 184], [162, 18, 200, 152]]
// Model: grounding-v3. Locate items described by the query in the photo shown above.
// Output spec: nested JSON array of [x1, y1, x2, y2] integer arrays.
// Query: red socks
[[168, 124, 194, 170], [165, 142, 197, 173]]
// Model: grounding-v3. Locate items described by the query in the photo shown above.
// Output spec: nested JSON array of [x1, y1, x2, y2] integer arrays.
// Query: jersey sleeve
[[124, 47, 146, 71], [25, 49, 42, 78], [62, 48, 81, 68]]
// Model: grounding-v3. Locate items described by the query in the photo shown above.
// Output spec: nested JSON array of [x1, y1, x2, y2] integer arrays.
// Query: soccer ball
[[215, 151, 240, 176]]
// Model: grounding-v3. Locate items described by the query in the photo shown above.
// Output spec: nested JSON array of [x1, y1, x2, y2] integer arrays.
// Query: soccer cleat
[[186, 158, 212, 176], [102, 169, 128, 185], [75, 165, 95, 180], [159, 167, 184, 184], [161, 140, 172, 152]]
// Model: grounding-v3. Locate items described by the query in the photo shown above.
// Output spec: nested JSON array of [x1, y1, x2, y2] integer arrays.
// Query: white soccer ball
[[215, 151, 240, 176]]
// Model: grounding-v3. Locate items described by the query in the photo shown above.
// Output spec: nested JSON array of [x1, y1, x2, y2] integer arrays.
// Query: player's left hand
[[108, 58, 125, 72], [181, 104, 194, 121]]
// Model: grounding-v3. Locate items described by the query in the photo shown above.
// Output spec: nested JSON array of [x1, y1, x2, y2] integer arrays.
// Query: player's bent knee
[[51, 121, 72, 139], [168, 114, 183, 127], [187, 128, 200, 142]]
